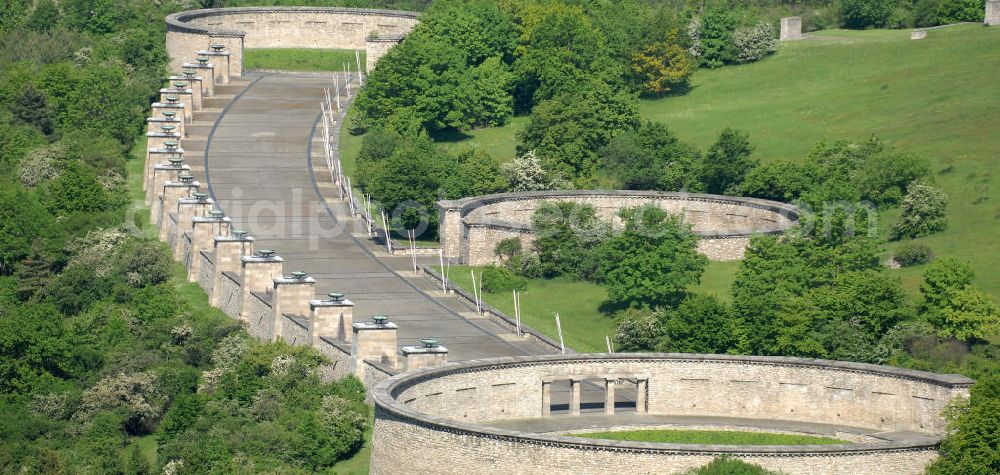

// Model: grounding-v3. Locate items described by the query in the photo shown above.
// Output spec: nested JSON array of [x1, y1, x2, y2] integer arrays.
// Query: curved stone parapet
[[165, 7, 420, 76], [372, 353, 973, 475], [437, 190, 801, 264]]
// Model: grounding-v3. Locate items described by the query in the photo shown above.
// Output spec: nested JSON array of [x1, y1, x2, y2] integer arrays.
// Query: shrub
[[840, 0, 897, 29], [937, 0, 986, 24], [731, 20, 778, 64], [891, 183, 948, 240], [16, 143, 65, 187], [480, 265, 527, 293], [494, 238, 522, 263], [894, 242, 934, 267]]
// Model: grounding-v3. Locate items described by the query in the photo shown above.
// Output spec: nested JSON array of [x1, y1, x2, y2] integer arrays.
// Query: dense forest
[[0, 0, 996, 473]]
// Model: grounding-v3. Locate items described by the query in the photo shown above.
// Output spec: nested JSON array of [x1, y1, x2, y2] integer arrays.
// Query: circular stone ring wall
[[438, 190, 801, 265], [372, 354, 973, 475], [165, 7, 420, 76]]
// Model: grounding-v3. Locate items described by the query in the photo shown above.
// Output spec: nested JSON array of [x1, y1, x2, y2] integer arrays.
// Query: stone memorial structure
[[372, 354, 974, 475], [438, 190, 800, 265], [165, 7, 420, 75], [780, 16, 803, 41], [988, 0, 1000, 26]]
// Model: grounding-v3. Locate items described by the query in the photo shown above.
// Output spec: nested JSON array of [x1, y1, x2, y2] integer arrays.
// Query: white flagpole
[[409, 230, 417, 272], [470, 269, 480, 315], [606, 335, 613, 353], [438, 249, 447, 294], [555, 313, 565, 354], [345, 176, 356, 215], [478, 271, 484, 315], [380, 210, 393, 254], [355, 50, 363, 85]]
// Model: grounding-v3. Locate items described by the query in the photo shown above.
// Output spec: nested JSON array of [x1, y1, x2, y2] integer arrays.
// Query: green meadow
[[244, 48, 365, 72]]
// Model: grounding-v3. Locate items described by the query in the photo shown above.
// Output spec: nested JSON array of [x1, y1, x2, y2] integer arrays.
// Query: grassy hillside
[[346, 25, 1000, 299]]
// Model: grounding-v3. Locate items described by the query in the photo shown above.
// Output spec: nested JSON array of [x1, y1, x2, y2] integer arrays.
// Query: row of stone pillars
[[541, 377, 648, 417]]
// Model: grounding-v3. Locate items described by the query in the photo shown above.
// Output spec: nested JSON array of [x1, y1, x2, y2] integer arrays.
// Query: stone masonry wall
[[442, 191, 798, 265], [198, 251, 214, 294], [316, 338, 353, 381], [281, 315, 310, 346], [390, 357, 966, 431], [245, 292, 274, 339], [372, 355, 972, 475], [370, 409, 939, 475], [166, 7, 419, 74], [218, 273, 242, 319]]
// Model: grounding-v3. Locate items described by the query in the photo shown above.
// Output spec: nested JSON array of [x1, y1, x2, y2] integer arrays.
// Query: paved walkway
[[194, 73, 547, 360]]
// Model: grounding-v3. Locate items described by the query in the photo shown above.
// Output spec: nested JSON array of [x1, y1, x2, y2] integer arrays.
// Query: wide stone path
[[199, 73, 546, 361]]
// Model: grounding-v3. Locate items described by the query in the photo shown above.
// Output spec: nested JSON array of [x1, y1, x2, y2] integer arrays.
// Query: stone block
[[780, 16, 802, 41], [272, 273, 317, 342], [988, 0, 1000, 26], [144, 146, 183, 196], [402, 343, 448, 372], [199, 49, 231, 84], [211, 232, 254, 307], [148, 161, 189, 213], [310, 294, 354, 345], [183, 63, 215, 97], [157, 177, 199, 235], [911, 30, 928, 40], [352, 317, 399, 376], [188, 214, 231, 282], [167, 76, 202, 110], [239, 252, 283, 321], [173, 195, 214, 259], [159, 88, 194, 121]]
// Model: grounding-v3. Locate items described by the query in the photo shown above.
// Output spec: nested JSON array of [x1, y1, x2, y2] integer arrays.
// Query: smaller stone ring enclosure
[[438, 191, 801, 265], [372, 354, 973, 475], [165, 7, 420, 76]]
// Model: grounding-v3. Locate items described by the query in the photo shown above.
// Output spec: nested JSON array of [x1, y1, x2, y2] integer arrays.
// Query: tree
[[43, 161, 115, 214], [731, 20, 778, 64], [516, 81, 639, 186], [891, 183, 948, 240], [469, 56, 514, 127], [921, 259, 1000, 341], [841, 0, 897, 29], [696, 7, 738, 68], [598, 205, 707, 307], [531, 201, 610, 280], [659, 294, 737, 353], [0, 183, 52, 274], [357, 134, 447, 234], [599, 120, 702, 192], [631, 33, 694, 96], [929, 375, 1000, 475], [440, 148, 508, 199], [11, 85, 56, 136], [502, 151, 566, 192], [26, 0, 61, 32], [937, 0, 986, 24], [737, 160, 810, 202], [494, 238, 522, 264], [700, 128, 756, 195]]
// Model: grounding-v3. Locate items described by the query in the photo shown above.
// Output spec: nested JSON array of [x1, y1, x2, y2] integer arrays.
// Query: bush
[[731, 20, 777, 64], [891, 183, 948, 240], [494, 238, 522, 263], [937, 0, 986, 24], [840, 0, 897, 29], [480, 265, 527, 293], [894, 242, 934, 267]]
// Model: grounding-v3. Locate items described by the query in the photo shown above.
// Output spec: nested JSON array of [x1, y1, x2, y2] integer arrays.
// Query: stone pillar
[[309, 292, 355, 345], [239, 250, 284, 321], [173, 193, 214, 259], [570, 378, 582, 416], [365, 36, 402, 73], [146, 130, 181, 165], [352, 315, 399, 376], [148, 159, 189, 215], [151, 102, 185, 121], [272, 272, 317, 342], [437, 202, 463, 261], [401, 340, 448, 372], [147, 116, 184, 142], [911, 30, 928, 40], [200, 45, 230, 84], [780, 17, 802, 41], [605, 378, 616, 415], [636, 379, 648, 414], [541, 380, 552, 417], [145, 142, 182, 194], [157, 175, 199, 236], [168, 77, 201, 110], [208, 33, 245, 77], [211, 230, 254, 307], [159, 87, 193, 122], [184, 61, 215, 97], [188, 211, 231, 282], [987, 0, 1000, 26]]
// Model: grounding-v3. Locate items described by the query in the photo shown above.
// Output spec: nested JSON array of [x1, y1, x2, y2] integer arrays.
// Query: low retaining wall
[[165, 7, 420, 75], [372, 354, 973, 475], [438, 191, 800, 265]]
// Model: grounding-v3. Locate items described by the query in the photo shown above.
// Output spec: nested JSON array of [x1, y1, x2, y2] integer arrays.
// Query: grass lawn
[[572, 429, 847, 445], [440, 261, 738, 352], [349, 26, 1000, 299], [244, 48, 365, 72]]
